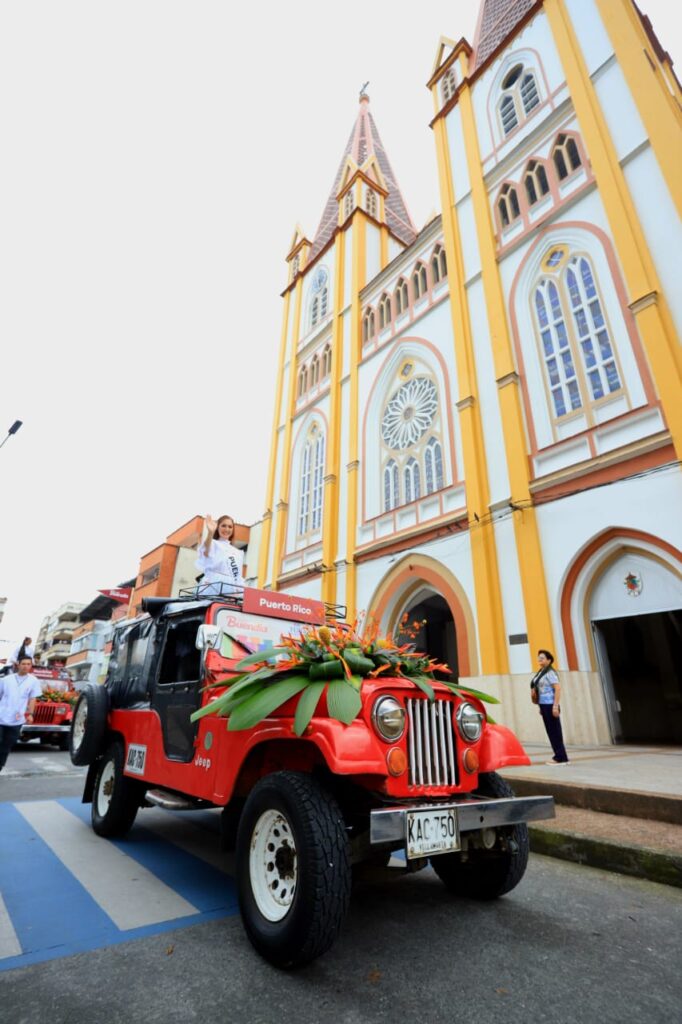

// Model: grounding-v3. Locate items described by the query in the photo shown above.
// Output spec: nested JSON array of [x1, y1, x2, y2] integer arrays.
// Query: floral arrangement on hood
[[192, 617, 498, 734]]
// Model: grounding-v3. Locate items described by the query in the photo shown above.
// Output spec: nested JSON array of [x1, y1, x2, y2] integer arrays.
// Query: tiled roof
[[473, 0, 537, 70], [309, 97, 416, 261]]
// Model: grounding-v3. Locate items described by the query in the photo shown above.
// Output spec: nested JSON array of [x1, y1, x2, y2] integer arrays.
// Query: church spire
[[309, 93, 416, 261], [472, 0, 537, 69]]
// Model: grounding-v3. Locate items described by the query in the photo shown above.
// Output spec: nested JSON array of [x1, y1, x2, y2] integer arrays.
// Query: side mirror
[[196, 624, 220, 651]]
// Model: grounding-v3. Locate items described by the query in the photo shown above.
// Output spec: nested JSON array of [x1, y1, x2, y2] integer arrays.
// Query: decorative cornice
[[629, 290, 658, 315], [496, 371, 520, 390], [346, 460, 360, 472], [456, 395, 476, 411], [323, 473, 337, 485], [275, 500, 288, 512]]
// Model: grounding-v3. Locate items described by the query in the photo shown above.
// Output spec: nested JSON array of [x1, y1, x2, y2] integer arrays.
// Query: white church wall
[[564, 0, 613, 76], [366, 222, 381, 283], [445, 105, 470, 202], [457, 195, 481, 282], [464, 276, 512, 504], [622, 146, 682, 341], [535, 463, 682, 669], [492, 514, 530, 674], [592, 62, 647, 164], [388, 238, 402, 262]]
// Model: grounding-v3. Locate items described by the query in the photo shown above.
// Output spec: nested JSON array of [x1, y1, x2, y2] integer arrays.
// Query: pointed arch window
[[343, 190, 355, 219], [565, 256, 621, 401], [309, 266, 329, 329], [412, 263, 428, 301], [524, 160, 550, 206], [441, 67, 457, 104], [498, 184, 521, 228], [384, 459, 399, 511], [291, 255, 300, 279], [498, 62, 542, 138], [380, 373, 445, 512], [424, 437, 443, 494], [362, 308, 375, 344], [379, 293, 392, 329], [532, 250, 623, 424], [365, 188, 377, 218], [322, 344, 332, 377], [552, 133, 582, 181], [310, 355, 320, 387], [395, 279, 409, 316], [431, 245, 447, 284], [297, 364, 308, 399], [299, 423, 325, 536]]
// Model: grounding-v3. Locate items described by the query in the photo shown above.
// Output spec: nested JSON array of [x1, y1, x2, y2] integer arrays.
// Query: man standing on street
[[0, 656, 42, 771]]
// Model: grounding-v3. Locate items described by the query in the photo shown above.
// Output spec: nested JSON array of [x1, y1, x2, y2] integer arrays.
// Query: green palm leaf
[[326, 680, 362, 725], [446, 682, 500, 704], [233, 646, 290, 670], [409, 675, 435, 701], [227, 676, 309, 731], [293, 682, 327, 736]]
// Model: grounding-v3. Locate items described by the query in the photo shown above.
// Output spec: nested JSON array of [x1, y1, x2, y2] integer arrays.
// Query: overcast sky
[[0, 1, 679, 655]]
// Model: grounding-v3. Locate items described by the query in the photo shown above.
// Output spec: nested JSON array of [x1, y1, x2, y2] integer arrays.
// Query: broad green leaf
[[221, 681, 268, 714], [347, 674, 362, 692], [309, 659, 345, 680], [326, 680, 362, 725], [233, 646, 290, 670], [293, 682, 327, 736], [446, 683, 500, 705], [409, 675, 435, 701], [228, 676, 309, 731]]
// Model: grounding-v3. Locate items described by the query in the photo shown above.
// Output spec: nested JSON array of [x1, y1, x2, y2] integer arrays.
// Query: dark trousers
[[540, 705, 569, 762], [0, 724, 22, 770]]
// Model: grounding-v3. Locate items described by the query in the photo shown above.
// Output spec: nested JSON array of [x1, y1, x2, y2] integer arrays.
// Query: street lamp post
[[0, 420, 23, 450]]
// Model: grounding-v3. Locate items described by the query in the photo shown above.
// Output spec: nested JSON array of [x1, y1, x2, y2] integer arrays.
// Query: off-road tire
[[236, 771, 351, 968], [70, 684, 108, 766], [91, 741, 142, 838], [431, 772, 529, 900]]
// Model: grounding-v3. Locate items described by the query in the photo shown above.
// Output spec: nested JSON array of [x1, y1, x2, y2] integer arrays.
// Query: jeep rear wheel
[[236, 771, 351, 968], [70, 684, 108, 766], [92, 742, 142, 838], [431, 772, 529, 900]]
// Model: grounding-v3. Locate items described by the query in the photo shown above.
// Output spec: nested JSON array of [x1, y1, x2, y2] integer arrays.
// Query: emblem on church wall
[[624, 571, 643, 597]]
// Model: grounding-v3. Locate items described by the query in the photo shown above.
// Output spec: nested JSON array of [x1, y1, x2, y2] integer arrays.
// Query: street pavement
[[1, 747, 681, 1023]]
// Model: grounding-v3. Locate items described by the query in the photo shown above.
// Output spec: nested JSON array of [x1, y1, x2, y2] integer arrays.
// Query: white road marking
[[17, 801, 199, 930], [140, 808, 229, 873], [0, 894, 22, 959]]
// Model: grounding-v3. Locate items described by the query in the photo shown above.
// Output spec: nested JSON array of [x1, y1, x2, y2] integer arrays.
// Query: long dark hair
[[537, 649, 554, 664], [213, 515, 235, 541]]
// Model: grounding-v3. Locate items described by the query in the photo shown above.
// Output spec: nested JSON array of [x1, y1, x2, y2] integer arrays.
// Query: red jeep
[[70, 587, 554, 967], [19, 669, 76, 750]]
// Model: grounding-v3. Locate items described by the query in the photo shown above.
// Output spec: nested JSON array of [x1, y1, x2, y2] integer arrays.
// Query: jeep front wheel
[[431, 772, 529, 900], [235, 771, 351, 968], [92, 742, 142, 838]]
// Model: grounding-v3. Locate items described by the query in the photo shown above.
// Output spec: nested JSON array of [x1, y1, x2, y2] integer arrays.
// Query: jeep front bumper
[[370, 795, 555, 859]]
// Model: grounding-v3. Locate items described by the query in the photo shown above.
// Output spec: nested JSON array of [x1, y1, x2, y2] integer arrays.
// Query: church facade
[[253, 0, 682, 747]]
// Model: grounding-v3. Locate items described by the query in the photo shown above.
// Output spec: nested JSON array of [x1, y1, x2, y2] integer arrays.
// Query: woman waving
[[196, 514, 245, 595]]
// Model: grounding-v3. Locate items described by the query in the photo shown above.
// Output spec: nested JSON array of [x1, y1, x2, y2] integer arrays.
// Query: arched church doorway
[[588, 550, 682, 744], [396, 590, 458, 681]]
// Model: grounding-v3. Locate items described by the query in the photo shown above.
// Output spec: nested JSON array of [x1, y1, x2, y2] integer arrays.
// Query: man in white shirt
[[0, 657, 43, 771]]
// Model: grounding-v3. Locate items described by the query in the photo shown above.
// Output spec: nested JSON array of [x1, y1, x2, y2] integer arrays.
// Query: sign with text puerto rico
[[242, 588, 326, 625]]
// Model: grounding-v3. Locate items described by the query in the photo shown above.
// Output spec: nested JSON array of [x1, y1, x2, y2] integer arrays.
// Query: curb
[[529, 826, 682, 888], [505, 777, 682, 825]]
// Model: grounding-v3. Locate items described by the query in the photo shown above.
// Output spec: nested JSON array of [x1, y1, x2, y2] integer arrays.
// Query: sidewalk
[[499, 744, 682, 888]]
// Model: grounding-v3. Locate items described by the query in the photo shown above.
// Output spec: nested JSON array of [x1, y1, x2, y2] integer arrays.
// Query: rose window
[[381, 377, 438, 450]]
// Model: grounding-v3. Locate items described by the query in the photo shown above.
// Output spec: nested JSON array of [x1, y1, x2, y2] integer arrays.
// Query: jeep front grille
[[406, 698, 457, 787], [34, 704, 58, 724]]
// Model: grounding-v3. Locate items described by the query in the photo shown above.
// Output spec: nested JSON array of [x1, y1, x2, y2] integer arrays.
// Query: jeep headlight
[[455, 702, 484, 742], [372, 696, 406, 742]]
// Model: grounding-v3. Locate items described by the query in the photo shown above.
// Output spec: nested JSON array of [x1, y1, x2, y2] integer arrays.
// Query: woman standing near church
[[195, 514, 245, 594], [532, 649, 570, 764]]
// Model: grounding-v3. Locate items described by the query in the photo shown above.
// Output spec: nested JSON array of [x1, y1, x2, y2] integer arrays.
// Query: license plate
[[406, 807, 459, 860], [125, 743, 147, 776]]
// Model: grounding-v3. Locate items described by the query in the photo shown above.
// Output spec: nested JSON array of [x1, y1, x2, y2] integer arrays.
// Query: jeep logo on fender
[[243, 588, 325, 625]]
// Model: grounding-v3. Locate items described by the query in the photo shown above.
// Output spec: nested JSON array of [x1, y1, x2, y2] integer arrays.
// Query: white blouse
[[195, 539, 244, 593]]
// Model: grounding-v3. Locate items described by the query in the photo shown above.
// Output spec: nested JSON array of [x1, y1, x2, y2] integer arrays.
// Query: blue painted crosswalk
[[0, 798, 239, 972]]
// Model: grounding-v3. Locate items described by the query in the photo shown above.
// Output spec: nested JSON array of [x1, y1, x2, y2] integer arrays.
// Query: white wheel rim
[[249, 809, 298, 922], [96, 759, 116, 817], [73, 701, 87, 751]]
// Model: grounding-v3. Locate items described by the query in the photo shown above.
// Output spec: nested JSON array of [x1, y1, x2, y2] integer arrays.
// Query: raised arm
[[202, 515, 217, 557]]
